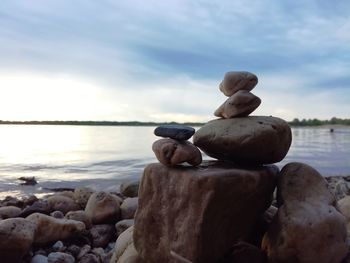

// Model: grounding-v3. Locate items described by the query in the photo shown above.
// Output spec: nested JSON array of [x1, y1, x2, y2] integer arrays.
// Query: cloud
[[0, 0, 349, 121]]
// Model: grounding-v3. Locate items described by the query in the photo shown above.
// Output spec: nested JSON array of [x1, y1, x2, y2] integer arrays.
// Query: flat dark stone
[[154, 125, 195, 141]]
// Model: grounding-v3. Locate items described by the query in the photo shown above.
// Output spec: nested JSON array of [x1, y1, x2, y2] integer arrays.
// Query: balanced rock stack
[[194, 71, 292, 165], [123, 71, 348, 263], [152, 125, 202, 167]]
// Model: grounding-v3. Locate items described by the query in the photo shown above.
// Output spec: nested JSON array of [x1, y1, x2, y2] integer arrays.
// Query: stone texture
[[338, 196, 350, 233], [116, 219, 135, 236], [31, 254, 48, 263], [47, 252, 74, 263], [152, 138, 202, 166], [65, 210, 92, 229], [74, 187, 94, 209], [89, 224, 115, 248], [120, 181, 140, 198], [121, 198, 138, 220], [214, 90, 261, 118], [219, 71, 258, 96], [154, 124, 195, 141], [111, 226, 140, 263], [78, 253, 99, 263], [46, 195, 80, 215], [134, 161, 278, 263], [223, 242, 266, 263], [0, 218, 37, 263], [0, 205, 22, 219], [50, 211, 64, 219], [20, 200, 51, 217], [262, 162, 348, 263], [193, 116, 292, 164], [85, 191, 121, 224], [26, 213, 85, 245]]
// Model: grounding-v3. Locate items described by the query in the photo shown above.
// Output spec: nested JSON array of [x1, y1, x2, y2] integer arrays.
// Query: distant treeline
[[0, 118, 349, 127], [0, 120, 204, 126], [289, 117, 350, 126]]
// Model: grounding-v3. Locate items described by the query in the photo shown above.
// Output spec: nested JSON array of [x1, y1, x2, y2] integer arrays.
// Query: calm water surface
[[0, 125, 349, 197]]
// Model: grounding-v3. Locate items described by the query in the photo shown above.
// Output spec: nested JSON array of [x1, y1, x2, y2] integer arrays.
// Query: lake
[[0, 125, 350, 198]]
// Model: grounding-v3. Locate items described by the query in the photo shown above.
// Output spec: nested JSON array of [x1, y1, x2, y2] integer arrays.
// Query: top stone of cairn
[[219, 71, 258, 96]]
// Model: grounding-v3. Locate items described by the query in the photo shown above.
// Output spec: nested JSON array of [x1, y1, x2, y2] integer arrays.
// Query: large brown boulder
[[26, 213, 85, 245], [0, 218, 36, 263], [262, 163, 348, 263], [134, 161, 278, 263], [193, 116, 292, 164]]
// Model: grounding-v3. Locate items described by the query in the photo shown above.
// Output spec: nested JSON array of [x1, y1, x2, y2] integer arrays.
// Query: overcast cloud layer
[[0, 0, 349, 122]]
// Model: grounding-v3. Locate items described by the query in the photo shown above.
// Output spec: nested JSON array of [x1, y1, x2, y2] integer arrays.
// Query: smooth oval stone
[[214, 90, 261, 118], [219, 71, 258, 97], [193, 116, 292, 164], [154, 125, 195, 141]]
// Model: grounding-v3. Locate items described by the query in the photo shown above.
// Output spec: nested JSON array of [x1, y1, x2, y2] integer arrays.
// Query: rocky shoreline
[[0, 175, 349, 263]]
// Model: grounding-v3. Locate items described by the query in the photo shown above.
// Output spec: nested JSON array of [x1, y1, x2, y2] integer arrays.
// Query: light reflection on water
[[0, 125, 349, 197]]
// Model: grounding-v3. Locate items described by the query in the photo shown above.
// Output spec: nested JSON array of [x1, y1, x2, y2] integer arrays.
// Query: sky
[[0, 0, 349, 122]]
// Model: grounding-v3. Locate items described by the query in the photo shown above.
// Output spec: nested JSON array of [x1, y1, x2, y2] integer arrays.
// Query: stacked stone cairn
[[112, 71, 348, 263]]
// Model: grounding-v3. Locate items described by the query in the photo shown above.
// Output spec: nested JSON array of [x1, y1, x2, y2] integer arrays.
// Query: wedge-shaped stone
[[219, 71, 258, 96], [134, 161, 278, 263]]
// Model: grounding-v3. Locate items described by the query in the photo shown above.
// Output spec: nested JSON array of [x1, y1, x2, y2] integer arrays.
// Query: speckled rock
[[89, 224, 115, 248], [46, 195, 80, 215], [85, 192, 121, 224], [154, 124, 195, 141], [31, 254, 48, 263], [26, 213, 85, 245], [0, 218, 37, 263], [134, 161, 278, 263], [50, 211, 64, 219], [214, 90, 261, 118], [74, 187, 94, 209], [47, 252, 74, 263], [120, 181, 140, 198], [262, 163, 348, 263], [121, 198, 138, 220], [152, 138, 202, 166], [65, 210, 92, 229], [193, 116, 291, 164], [219, 71, 258, 96], [0, 206, 22, 219], [116, 219, 134, 236], [20, 200, 51, 217]]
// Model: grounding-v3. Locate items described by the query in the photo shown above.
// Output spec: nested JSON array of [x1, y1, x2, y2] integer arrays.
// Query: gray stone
[[219, 71, 258, 96], [77, 244, 91, 260], [121, 198, 138, 220], [31, 254, 48, 263], [0, 206, 22, 219], [52, 241, 64, 252], [193, 116, 292, 164], [50, 211, 64, 219], [154, 124, 195, 141], [120, 181, 139, 198], [20, 200, 51, 217], [74, 187, 94, 209], [48, 252, 74, 263], [78, 253, 99, 263], [116, 219, 134, 236], [90, 224, 115, 248], [134, 161, 278, 263]]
